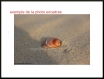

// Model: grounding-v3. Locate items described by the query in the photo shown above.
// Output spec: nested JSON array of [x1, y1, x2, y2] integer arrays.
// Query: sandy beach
[[14, 14, 90, 65]]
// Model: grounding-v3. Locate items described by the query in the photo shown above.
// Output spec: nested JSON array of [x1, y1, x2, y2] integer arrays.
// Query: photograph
[[14, 14, 90, 65]]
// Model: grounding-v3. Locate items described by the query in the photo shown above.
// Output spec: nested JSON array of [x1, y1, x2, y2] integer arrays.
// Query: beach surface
[[14, 14, 90, 65]]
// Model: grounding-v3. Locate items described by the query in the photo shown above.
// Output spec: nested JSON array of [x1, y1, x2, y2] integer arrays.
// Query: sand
[[14, 14, 90, 65]]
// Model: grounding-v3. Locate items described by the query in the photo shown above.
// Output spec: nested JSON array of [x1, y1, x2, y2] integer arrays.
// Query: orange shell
[[41, 38, 62, 48]]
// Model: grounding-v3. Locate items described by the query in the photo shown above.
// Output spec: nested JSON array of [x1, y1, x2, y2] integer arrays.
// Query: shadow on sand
[[14, 26, 57, 65]]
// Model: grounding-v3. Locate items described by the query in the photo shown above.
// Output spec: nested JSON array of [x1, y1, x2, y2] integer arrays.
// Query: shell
[[41, 38, 62, 48]]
